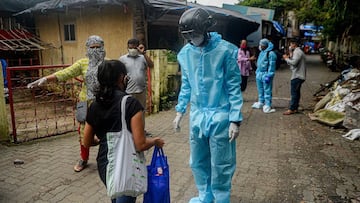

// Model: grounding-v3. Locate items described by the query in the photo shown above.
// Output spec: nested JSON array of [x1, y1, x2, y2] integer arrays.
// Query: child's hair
[[96, 60, 127, 105]]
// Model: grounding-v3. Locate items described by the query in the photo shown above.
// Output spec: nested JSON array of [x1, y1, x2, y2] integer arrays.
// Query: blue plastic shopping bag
[[143, 147, 170, 203]]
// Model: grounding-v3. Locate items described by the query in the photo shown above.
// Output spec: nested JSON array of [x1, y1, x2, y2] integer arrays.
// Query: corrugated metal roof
[[144, 0, 259, 38], [144, 0, 258, 23], [0, 0, 48, 12], [14, 0, 129, 15], [0, 29, 55, 51]]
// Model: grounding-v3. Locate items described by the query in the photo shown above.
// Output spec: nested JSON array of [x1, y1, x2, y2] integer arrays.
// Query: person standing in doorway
[[237, 39, 256, 91], [27, 35, 106, 172], [282, 39, 306, 115], [172, 8, 243, 203]]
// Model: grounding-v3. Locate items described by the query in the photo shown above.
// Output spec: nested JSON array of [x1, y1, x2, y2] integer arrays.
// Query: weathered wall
[[148, 50, 179, 113], [35, 3, 138, 65]]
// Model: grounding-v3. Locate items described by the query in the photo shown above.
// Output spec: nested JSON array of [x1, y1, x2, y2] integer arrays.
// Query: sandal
[[74, 160, 88, 172], [91, 136, 100, 146], [283, 109, 297, 115]]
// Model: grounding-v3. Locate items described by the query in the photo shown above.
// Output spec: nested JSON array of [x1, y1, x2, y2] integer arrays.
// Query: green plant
[[166, 50, 177, 62]]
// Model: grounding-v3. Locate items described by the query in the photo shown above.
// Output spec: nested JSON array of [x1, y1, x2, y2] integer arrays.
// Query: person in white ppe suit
[[251, 38, 276, 113], [173, 7, 243, 203]]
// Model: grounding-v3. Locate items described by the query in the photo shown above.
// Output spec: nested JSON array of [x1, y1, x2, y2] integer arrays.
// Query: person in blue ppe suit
[[251, 38, 276, 113], [172, 8, 243, 203]]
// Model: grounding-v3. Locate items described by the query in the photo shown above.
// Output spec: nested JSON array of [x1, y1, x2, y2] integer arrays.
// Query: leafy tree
[[238, 0, 360, 40]]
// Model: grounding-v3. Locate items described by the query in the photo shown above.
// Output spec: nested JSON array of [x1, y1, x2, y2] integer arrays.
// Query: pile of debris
[[309, 68, 360, 140]]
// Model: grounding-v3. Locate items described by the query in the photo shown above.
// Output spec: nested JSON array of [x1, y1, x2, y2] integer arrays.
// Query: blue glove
[[264, 75, 271, 83]]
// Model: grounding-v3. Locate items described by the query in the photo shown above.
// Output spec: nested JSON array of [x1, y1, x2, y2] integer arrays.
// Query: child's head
[[98, 60, 127, 89], [96, 60, 128, 104]]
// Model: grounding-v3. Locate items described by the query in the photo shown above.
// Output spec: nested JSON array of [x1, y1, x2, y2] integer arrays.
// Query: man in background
[[282, 39, 306, 115], [119, 39, 153, 134]]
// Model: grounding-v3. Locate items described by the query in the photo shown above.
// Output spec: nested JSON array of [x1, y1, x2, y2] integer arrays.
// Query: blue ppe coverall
[[1, 59, 7, 88], [255, 41, 277, 107], [176, 32, 243, 203]]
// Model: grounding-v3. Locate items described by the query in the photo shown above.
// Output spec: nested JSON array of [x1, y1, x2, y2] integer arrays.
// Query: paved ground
[[0, 54, 359, 203]]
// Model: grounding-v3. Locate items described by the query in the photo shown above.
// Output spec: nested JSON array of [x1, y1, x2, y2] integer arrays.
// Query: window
[[64, 23, 76, 41]]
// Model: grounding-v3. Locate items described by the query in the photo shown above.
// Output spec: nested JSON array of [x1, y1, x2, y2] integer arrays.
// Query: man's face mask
[[289, 43, 296, 51], [128, 48, 139, 56]]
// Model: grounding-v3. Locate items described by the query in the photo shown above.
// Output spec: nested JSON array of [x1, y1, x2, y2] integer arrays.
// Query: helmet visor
[[181, 30, 203, 41], [181, 29, 195, 40]]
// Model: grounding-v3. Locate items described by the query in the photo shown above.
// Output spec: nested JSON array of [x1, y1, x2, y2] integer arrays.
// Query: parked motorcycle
[[326, 51, 337, 72]]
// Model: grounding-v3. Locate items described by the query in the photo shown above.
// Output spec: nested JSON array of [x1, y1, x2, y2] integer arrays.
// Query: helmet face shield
[[181, 29, 195, 40], [181, 30, 205, 46]]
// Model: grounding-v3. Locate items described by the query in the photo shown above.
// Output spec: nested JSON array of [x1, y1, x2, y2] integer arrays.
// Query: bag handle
[[120, 95, 131, 131], [150, 146, 166, 168]]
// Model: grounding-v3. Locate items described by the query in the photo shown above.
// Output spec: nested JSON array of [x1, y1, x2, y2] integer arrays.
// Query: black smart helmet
[[179, 8, 215, 38]]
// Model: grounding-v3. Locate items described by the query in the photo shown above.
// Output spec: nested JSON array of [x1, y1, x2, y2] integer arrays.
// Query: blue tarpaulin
[[1, 59, 7, 87], [272, 21, 285, 36]]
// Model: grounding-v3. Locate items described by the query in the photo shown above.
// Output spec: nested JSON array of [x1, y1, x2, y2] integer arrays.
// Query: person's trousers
[[130, 91, 147, 110], [77, 100, 95, 161], [189, 129, 236, 203], [130, 91, 147, 127], [255, 76, 273, 107], [111, 196, 136, 203], [240, 75, 248, 92], [78, 123, 89, 161], [289, 78, 305, 111]]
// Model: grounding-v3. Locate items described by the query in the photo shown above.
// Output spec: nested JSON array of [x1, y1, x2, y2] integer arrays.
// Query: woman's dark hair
[[96, 60, 127, 105]]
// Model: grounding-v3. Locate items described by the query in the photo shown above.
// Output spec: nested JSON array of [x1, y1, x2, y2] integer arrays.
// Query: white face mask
[[190, 34, 204, 47], [128, 48, 139, 56]]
